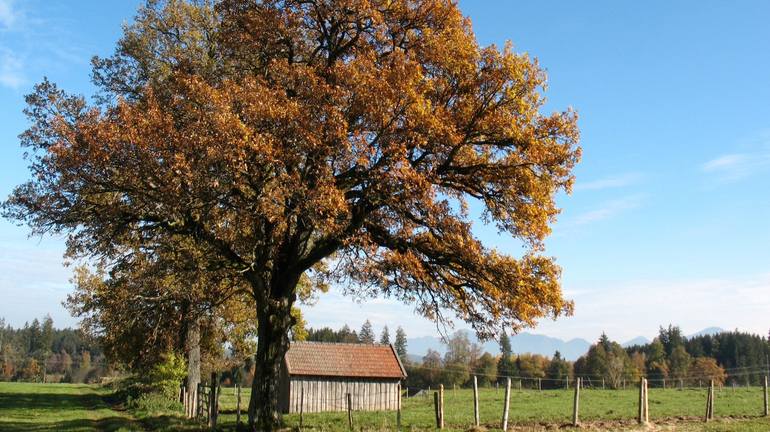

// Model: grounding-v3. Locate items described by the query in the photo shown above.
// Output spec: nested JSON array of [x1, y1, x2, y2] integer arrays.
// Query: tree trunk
[[186, 316, 201, 416], [248, 296, 295, 431]]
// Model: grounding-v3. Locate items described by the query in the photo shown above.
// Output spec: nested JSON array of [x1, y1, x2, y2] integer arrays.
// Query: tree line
[[404, 330, 570, 390], [304, 319, 408, 357], [0, 316, 107, 383], [401, 325, 769, 390], [621, 326, 769, 386]]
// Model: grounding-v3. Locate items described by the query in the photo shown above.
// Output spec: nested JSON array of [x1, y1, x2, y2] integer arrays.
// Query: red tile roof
[[284, 342, 407, 379]]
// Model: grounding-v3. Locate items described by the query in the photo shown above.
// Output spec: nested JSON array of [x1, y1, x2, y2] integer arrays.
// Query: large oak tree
[[3, 0, 579, 429]]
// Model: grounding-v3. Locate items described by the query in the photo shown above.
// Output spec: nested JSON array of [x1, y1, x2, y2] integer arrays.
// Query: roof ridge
[[290, 341, 391, 347]]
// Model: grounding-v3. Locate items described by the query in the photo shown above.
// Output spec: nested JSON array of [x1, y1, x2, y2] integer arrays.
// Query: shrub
[[145, 352, 187, 399]]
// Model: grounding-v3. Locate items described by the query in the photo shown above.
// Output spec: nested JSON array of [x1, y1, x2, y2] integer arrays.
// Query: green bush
[[112, 352, 187, 414], [126, 391, 183, 415], [145, 352, 187, 399]]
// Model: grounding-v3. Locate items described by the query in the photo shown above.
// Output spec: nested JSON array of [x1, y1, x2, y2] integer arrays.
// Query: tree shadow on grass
[[0, 417, 139, 432], [0, 391, 108, 412], [0, 390, 210, 431]]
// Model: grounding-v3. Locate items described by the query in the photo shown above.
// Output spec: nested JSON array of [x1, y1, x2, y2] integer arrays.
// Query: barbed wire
[[403, 361, 770, 383]]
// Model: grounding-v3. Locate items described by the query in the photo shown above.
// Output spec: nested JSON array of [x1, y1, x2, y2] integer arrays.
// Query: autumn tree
[[3, 0, 578, 428], [66, 239, 314, 402], [516, 353, 548, 383], [442, 331, 481, 386], [689, 357, 726, 385]]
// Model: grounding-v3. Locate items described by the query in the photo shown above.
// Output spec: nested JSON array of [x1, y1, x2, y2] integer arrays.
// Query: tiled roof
[[284, 342, 407, 379]]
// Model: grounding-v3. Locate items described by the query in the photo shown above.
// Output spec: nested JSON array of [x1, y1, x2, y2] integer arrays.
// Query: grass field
[[3, 382, 770, 431], [0, 382, 140, 431], [217, 385, 770, 431]]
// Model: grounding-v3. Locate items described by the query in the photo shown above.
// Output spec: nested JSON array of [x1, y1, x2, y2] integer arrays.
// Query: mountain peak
[[688, 327, 725, 338]]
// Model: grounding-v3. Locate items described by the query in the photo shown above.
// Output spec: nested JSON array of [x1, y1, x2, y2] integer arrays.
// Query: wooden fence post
[[434, 392, 440, 429], [347, 393, 353, 431], [764, 376, 768, 417], [644, 378, 649, 423], [473, 375, 480, 427], [705, 381, 712, 422], [438, 384, 444, 429], [397, 382, 402, 430], [572, 377, 581, 426], [236, 383, 242, 426], [601, 378, 605, 390], [538, 378, 542, 391], [638, 377, 648, 424], [209, 372, 218, 429], [502, 378, 511, 432]]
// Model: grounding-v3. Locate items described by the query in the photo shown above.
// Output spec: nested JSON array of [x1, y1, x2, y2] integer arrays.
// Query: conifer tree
[[379, 326, 391, 345], [359, 320, 375, 344], [394, 327, 408, 361]]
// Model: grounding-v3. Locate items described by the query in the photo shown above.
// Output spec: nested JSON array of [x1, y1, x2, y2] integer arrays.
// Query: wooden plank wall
[[287, 376, 401, 413]]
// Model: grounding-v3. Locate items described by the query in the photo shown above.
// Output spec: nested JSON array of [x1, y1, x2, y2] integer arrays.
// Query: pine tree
[[359, 320, 375, 344], [394, 327, 408, 360], [497, 332, 516, 382], [379, 326, 391, 345]]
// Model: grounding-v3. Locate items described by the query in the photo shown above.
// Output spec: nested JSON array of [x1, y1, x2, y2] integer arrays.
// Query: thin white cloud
[[0, 0, 16, 30], [302, 272, 770, 344], [572, 194, 644, 226], [0, 47, 24, 88], [574, 172, 643, 191], [702, 131, 770, 182], [701, 152, 770, 181], [0, 237, 74, 328], [537, 273, 770, 342]]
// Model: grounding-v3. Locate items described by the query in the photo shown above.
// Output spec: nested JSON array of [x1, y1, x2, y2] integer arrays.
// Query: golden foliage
[[5, 2, 580, 418]]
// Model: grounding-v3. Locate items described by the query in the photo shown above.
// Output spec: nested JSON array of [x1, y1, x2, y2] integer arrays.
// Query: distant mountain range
[[407, 331, 591, 361], [620, 336, 651, 347], [406, 327, 726, 362]]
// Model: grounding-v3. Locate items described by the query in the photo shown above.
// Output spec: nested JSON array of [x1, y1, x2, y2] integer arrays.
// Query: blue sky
[[1, 0, 770, 343]]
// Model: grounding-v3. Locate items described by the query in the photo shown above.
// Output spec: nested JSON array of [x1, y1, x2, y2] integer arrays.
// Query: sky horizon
[[1, 0, 769, 345]]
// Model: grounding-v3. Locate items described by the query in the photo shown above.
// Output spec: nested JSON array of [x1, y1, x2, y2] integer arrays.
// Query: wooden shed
[[278, 341, 407, 413]]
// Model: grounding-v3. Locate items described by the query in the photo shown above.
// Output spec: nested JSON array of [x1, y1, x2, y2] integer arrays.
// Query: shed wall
[[283, 376, 401, 413]]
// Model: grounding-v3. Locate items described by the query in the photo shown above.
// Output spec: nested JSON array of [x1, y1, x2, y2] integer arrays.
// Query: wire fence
[[203, 373, 770, 430]]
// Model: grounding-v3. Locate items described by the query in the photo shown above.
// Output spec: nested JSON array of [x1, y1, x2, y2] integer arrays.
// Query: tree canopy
[[3, 0, 579, 428]]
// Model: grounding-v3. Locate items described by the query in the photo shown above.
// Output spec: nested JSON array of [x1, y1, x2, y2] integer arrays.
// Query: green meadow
[[3, 382, 770, 431]]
